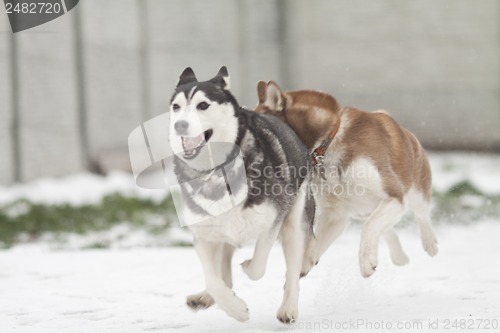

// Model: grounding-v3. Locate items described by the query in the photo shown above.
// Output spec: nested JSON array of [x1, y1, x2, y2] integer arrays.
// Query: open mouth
[[181, 129, 213, 159]]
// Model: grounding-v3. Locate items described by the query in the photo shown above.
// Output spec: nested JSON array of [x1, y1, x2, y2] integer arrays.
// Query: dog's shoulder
[[237, 107, 309, 169]]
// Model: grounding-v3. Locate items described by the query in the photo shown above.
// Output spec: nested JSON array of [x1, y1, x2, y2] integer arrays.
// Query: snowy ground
[[1, 222, 499, 332], [0, 152, 499, 332]]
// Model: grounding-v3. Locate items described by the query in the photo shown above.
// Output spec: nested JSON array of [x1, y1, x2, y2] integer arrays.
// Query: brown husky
[[255, 81, 438, 278]]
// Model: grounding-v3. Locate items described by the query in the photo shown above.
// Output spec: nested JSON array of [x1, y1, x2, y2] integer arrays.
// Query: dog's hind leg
[[383, 228, 409, 266], [193, 239, 249, 321], [277, 217, 306, 323], [277, 185, 307, 323], [359, 198, 406, 278], [301, 207, 350, 278], [241, 225, 281, 281], [412, 197, 438, 257], [187, 243, 235, 310], [407, 189, 438, 257], [418, 214, 438, 257]]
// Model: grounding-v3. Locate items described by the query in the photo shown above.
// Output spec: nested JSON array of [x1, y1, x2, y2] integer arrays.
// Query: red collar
[[310, 112, 342, 167]]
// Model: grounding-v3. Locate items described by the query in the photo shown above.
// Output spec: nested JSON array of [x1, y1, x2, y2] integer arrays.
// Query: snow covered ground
[[0, 152, 499, 332], [1, 222, 499, 332]]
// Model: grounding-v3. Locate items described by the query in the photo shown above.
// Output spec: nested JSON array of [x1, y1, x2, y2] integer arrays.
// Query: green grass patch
[[1, 180, 498, 248], [433, 180, 500, 224], [0, 193, 177, 248]]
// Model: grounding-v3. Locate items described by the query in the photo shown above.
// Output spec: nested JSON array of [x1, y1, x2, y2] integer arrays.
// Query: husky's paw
[[241, 259, 265, 281], [422, 233, 438, 257], [359, 249, 378, 278], [186, 291, 214, 310], [277, 304, 298, 324], [300, 255, 318, 278], [215, 291, 249, 322], [390, 249, 410, 266]]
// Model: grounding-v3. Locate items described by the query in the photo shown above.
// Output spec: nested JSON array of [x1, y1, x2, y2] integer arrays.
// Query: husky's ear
[[257, 81, 267, 104], [177, 67, 197, 87], [263, 81, 285, 112], [216, 66, 228, 78], [210, 66, 231, 90]]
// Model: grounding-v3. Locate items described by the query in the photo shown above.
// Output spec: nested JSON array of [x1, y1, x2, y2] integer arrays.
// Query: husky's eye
[[197, 102, 210, 111], [172, 103, 180, 112]]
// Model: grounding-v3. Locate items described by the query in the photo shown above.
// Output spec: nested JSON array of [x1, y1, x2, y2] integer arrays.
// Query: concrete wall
[[0, 0, 499, 184], [80, 0, 143, 169], [284, 0, 500, 150], [16, 10, 82, 181], [146, 0, 282, 112]]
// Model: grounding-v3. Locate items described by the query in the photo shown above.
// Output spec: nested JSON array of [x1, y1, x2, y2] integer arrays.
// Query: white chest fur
[[187, 202, 278, 246]]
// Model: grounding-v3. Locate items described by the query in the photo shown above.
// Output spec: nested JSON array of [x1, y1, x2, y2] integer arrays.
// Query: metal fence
[[1, 0, 499, 184]]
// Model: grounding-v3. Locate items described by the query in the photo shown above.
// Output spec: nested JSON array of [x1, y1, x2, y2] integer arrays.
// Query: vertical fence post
[[73, 6, 90, 170], [276, 0, 290, 88], [237, 0, 249, 104], [9, 33, 21, 182], [138, 0, 151, 121]]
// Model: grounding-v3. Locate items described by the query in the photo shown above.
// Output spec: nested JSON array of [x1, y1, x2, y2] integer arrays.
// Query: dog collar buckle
[[310, 152, 327, 180], [312, 153, 324, 167]]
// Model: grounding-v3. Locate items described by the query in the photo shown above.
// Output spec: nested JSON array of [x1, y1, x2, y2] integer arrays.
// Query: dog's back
[[339, 107, 432, 202]]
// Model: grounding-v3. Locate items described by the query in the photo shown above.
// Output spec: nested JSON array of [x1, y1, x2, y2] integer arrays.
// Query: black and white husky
[[168, 67, 314, 323]]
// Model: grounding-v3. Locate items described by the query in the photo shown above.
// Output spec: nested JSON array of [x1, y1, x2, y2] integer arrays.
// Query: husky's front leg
[[187, 243, 234, 310], [241, 225, 281, 280], [194, 238, 249, 322]]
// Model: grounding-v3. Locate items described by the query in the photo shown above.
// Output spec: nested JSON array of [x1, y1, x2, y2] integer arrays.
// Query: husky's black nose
[[174, 120, 189, 134]]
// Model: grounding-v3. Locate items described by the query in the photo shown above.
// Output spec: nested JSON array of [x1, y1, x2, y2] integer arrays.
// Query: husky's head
[[169, 67, 239, 168]]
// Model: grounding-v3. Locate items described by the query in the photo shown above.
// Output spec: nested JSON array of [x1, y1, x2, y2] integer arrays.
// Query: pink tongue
[[184, 133, 205, 150]]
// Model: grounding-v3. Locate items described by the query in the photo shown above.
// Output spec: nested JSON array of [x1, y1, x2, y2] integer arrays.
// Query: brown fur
[[255, 81, 432, 202], [340, 108, 432, 201], [256, 82, 342, 150]]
